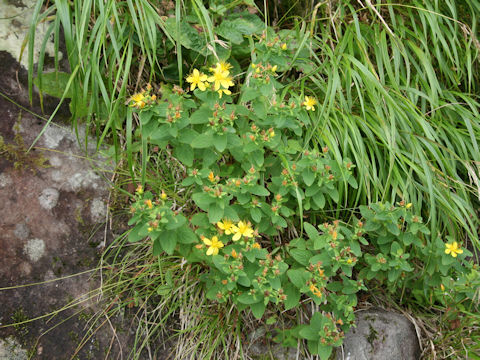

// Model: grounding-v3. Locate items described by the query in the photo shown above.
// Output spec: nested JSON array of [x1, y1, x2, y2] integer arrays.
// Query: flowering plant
[[125, 30, 479, 357]]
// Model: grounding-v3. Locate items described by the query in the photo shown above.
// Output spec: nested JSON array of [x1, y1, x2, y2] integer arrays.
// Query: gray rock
[[23, 238, 46, 262], [0, 337, 27, 360], [337, 308, 421, 360], [0, 173, 12, 188], [38, 187, 59, 210], [90, 197, 106, 222], [13, 223, 29, 240]]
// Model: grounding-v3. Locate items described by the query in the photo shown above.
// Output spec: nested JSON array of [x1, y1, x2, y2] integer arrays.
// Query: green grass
[[297, 0, 480, 248]]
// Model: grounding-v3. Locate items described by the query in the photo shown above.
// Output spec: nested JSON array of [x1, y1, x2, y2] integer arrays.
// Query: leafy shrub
[[125, 42, 479, 355]]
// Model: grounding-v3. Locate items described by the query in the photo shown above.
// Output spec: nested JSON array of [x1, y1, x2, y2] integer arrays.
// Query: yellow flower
[[252, 242, 261, 249], [130, 93, 146, 108], [208, 171, 216, 183], [309, 283, 322, 298], [160, 191, 167, 200], [217, 219, 234, 235], [144, 199, 153, 209], [217, 88, 232, 98], [445, 241, 463, 258], [406, 203, 412, 209], [203, 235, 224, 256], [281, 43, 287, 50], [186, 69, 208, 91], [440, 284, 445, 291], [302, 96, 317, 111], [231, 249, 238, 258], [271, 65, 277, 73], [208, 70, 234, 91], [231, 221, 254, 241], [210, 61, 233, 73]]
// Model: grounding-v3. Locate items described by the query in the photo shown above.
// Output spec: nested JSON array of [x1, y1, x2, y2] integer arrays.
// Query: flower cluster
[[201, 220, 255, 256], [186, 62, 235, 98], [208, 103, 236, 133], [251, 62, 278, 83], [129, 84, 157, 109], [245, 123, 275, 144]]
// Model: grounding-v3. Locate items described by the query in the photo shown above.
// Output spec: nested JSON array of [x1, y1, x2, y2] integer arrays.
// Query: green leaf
[[190, 105, 212, 124], [240, 87, 261, 103], [177, 226, 197, 244], [237, 276, 251, 287], [313, 192, 325, 208], [191, 212, 209, 227], [161, 230, 177, 255], [287, 268, 308, 289], [214, 133, 228, 152], [299, 326, 319, 341], [387, 221, 401, 236], [208, 203, 224, 223], [164, 18, 207, 54], [156, 285, 173, 295], [153, 238, 163, 256], [191, 133, 214, 148], [174, 144, 194, 167], [252, 98, 267, 119], [237, 292, 259, 305], [328, 188, 339, 203], [178, 128, 200, 144], [317, 344, 333, 360], [250, 207, 262, 223], [192, 192, 213, 210], [304, 222, 319, 240], [217, 14, 263, 44], [166, 214, 187, 230], [289, 249, 313, 266], [302, 169, 315, 186], [284, 283, 300, 310], [250, 301, 266, 319], [266, 316, 277, 325], [128, 223, 146, 242], [251, 185, 270, 196]]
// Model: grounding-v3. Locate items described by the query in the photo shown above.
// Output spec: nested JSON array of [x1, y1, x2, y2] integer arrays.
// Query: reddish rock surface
[[0, 50, 124, 359]]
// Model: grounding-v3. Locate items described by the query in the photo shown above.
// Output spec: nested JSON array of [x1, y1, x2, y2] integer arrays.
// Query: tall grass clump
[[300, 0, 480, 248], [27, 0, 177, 156]]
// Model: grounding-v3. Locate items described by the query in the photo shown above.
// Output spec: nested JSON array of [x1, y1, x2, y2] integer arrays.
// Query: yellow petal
[[232, 232, 241, 241], [206, 247, 214, 256]]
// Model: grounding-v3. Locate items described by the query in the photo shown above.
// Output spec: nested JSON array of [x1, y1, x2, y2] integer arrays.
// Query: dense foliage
[[30, 0, 480, 358]]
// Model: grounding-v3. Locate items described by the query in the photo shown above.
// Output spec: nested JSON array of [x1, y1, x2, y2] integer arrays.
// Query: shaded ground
[[0, 51, 150, 359]]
